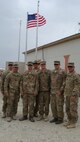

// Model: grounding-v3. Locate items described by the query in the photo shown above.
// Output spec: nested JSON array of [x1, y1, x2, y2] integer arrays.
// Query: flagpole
[[25, 12, 28, 69], [18, 20, 22, 65], [35, 0, 40, 60]]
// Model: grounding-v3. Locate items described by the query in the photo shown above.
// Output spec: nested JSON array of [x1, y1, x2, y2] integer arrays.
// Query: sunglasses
[[68, 66, 73, 68]]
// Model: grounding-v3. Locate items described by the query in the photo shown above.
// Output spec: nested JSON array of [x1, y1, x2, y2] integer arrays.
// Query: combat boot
[[2, 113, 6, 118], [55, 118, 63, 124], [67, 123, 76, 129], [55, 120, 63, 124], [37, 115, 44, 121], [34, 113, 38, 117], [50, 117, 58, 123], [29, 117, 35, 122], [19, 115, 28, 121], [7, 117, 12, 122], [12, 116, 17, 120], [44, 115, 49, 122], [63, 121, 71, 127]]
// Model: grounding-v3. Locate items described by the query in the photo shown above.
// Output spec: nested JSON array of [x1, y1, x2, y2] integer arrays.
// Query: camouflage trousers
[[34, 94, 39, 115], [39, 92, 50, 116], [2, 95, 7, 114], [51, 93, 64, 120], [6, 92, 20, 117], [65, 95, 78, 123], [22, 93, 34, 118]]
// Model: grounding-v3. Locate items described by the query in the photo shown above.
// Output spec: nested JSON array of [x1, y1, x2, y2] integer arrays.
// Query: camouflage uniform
[[50, 65, 66, 123], [33, 62, 41, 117], [4, 70, 21, 119], [78, 74, 80, 97], [1, 62, 13, 118], [0, 71, 3, 90], [20, 68, 39, 121], [1, 70, 11, 117], [64, 70, 79, 126], [38, 61, 50, 120], [0, 75, 1, 90]]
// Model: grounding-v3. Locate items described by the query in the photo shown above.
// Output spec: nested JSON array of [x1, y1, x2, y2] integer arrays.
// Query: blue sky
[[0, 0, 80, 68]]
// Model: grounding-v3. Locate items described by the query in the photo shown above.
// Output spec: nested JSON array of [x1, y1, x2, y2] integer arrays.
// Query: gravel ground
[[0, 92, 80, 142]]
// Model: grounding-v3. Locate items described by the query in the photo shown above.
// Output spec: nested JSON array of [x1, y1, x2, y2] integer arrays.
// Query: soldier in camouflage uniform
[[4, 64, 21, 122], [50, 61, 66, 124], [0, 70, 3, 90], [37, 59, 41, 70], [1, 62, 13, 118], [19, 62, 39, 122], [0, 72, 1, 90], [33, 60, 41, 117], [63, 63, 79, 128], [37, 61, 51, 121], [78, 74, 80, 97]]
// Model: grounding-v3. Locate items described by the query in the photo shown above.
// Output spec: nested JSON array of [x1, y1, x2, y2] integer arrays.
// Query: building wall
[[27, 49, 43, 61], [27, 38, 80, 73]]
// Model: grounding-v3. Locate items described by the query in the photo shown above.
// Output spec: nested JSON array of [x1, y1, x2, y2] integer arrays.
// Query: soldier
[[63, 63, 79, 128], [0, 70, 3, 90], [78, 74, 80, 97], [33, 60, 38, 72], [37, 61, 51, 121], [1, 62, 13, 118], [37, 59, 41, 70], [50, 61, 66, 124], [4, 63, 21, 122], [19, 61, 39, 122], [33, 60, 41, 117]]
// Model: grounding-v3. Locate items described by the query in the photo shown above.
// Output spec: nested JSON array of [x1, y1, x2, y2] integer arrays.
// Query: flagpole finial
[[78, 22, 80, 33], [38, 0, 40, 6]]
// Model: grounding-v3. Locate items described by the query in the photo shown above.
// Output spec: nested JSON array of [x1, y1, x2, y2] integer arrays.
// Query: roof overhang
[[23, 33, 80, 55]]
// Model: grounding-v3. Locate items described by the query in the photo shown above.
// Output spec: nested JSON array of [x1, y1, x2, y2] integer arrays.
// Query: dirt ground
[[0, 92, 80, 142]]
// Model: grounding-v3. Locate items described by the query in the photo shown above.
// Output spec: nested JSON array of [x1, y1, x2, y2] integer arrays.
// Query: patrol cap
[[27, 61, 33, 66], [40, 60, 46, 65], [13, 63, 18, 68], [67, 62, 74, 67], [54, 61, 60, 65], [8, 62, 13, 66], [33, 60, 37, 64], [37, 59, 41, 64]]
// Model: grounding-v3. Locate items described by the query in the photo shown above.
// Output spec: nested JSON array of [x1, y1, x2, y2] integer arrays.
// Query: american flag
[[27, 13, 46, 28]]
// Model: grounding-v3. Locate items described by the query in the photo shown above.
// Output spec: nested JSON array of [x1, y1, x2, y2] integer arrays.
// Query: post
[[25, 12, 28, 68], [35, 0, 40, 60], [18, 20, 22, 65]]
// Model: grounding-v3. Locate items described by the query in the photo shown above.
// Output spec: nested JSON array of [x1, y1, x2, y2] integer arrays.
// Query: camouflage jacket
[[1, 70, 10, 94], [20, 70, 39, 95], [4, 72, 21, 94], [64, 71, 80, 96], [38, 69, 51, 92], [33, 68, 41, 74], [50, 68, 66, 94]]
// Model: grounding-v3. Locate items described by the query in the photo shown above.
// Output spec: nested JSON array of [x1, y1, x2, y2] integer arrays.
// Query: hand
[[34, 90, 38, 96], [34, 93, 37, 96], [56, 91, 61, 96], [5, 93, 9, 97], [21, 94, 23, 99], [17, 95, 20, 101], [1, 92, 4, 95], [70, 95, 76, 102]]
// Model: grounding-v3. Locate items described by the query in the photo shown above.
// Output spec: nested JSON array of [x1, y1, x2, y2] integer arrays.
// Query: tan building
[[23, 33, 80, 73]]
